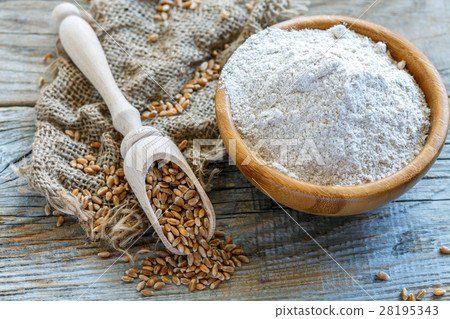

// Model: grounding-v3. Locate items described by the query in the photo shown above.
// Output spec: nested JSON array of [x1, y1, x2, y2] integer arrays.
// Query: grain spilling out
[[69, 157, 130, 232], [21, 0, 450, 304], [118, 160, 249, 296]]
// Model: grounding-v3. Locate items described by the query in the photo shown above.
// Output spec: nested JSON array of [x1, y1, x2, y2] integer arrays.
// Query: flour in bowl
[[220, 25, 430, 186]]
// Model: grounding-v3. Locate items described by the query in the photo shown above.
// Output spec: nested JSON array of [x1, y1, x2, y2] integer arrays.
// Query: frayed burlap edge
[[20, 0, 308, 252]]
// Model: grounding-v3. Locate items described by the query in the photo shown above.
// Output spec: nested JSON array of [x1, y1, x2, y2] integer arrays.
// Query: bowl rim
[[215, 15, 450, 199]]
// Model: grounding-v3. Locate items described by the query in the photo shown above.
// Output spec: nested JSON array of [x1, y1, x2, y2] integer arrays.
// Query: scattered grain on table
[[43, 53, 53, 62], [44, 204, 52, 216], [400, 288, 408, 301], [407, 293, 416, 301], [416, 289, 426, 300], [56, 216, 64, 227], [116, 160, 249, 296], [98, 251, 111, 258], [376, 271, 390, 281], [141, 289, 153, 296], [433, 288, 446, 296]]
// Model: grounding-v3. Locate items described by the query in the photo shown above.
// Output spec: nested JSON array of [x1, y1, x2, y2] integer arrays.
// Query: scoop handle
[[52, 3, 141, 136]]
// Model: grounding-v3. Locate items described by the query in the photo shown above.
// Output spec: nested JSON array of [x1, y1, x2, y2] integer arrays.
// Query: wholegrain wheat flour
[[221, 25, 430, 186]]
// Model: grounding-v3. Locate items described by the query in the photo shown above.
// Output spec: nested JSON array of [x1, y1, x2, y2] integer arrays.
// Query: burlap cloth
[[21, 0, 308, 250]]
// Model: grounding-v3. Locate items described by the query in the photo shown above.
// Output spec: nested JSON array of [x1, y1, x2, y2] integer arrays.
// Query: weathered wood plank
[[1, 106, 450, 301], [2, 188, 450, 300], [0, 33, 56, 106], [0, 107, 35, 172], [0, 0, 89, 106], [0, 1, 63, 35], [307, 0, 450, 91], [0, 0, 449, 107], [1, 0, 450, 301]]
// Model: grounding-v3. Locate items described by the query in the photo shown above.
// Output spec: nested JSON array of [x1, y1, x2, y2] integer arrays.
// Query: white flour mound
[[221, 25, 430, 186]]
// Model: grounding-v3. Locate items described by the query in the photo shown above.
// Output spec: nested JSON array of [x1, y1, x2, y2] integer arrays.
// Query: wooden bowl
[[215, 15, 449, 216]]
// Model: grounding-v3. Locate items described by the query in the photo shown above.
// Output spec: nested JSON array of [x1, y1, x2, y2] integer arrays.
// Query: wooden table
[[1, 0, 449, 301]]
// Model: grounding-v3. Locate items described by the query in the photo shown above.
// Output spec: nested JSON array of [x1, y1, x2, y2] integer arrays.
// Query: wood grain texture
[[0, 0, 450, 301], [0, 0, 449, 107], [1, 106, 450, 300], [0, 0, 89, 106], [306, 0, 450, 92], [216, 15, 449, 216]]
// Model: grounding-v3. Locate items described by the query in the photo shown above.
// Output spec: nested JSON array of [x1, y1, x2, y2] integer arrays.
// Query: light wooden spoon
[[52, 3, 216, 254]]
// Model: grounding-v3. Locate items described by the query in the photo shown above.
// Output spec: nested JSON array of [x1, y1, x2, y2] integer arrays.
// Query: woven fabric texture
[[22, 0, 305, 249]]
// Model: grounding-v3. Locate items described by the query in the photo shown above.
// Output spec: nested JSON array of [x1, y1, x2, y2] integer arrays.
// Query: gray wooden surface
[[0, 0, 449, 301]]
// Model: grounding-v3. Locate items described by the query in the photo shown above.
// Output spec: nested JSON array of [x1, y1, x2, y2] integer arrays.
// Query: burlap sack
[[21, 0, 307, 250]]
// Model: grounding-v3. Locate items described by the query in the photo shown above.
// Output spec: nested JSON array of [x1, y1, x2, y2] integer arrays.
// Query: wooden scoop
[[52, 3, 215, 254]]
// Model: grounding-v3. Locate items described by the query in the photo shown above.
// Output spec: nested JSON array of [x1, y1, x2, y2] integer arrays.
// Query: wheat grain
[[221, 11, 228, 21], [433, 288, 446, 296], [376, 271, 390, 281], [245, 1, 254, 12], [141, 289, 154, 296], [161, 275, 171, 284], [43, 53, 53, 62], [408, 293, 416, 301], [416, 289, 426, 300], [121, 275, 134, 282], [400, 288, 408, 301], [56, 216, 64, 227], [136, 281, 146, 291], [147, 277, 157, 287], [44, 205, 52, 216], [74, 130, 81, 141], [98, 251, 111, 258], [154, 282, 165, 290], [210, 280, 221, 290], [148, 34, 158, 43], [91, 141, 101, 148], [116, 161, 249, 295]]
